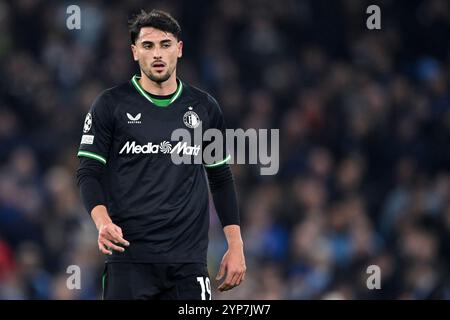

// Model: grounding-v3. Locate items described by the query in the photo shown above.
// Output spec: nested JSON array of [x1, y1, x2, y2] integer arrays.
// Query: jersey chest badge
[[183, 107, 201, 128]]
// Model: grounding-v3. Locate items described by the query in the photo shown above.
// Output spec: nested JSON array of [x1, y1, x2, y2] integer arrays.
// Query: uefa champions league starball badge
[[83, 113, 92, 133]]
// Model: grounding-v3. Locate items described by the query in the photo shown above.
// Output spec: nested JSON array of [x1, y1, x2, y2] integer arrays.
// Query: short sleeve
[[203, 95, 231, 168], [77, 91, 113, 165]]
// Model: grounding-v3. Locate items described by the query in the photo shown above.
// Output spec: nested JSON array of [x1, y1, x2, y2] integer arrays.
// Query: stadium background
[[0, 0, 449, 299]]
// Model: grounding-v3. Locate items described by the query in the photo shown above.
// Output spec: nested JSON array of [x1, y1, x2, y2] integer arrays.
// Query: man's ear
[[131, 44, 138, 61], [177, 41, 183, 58]]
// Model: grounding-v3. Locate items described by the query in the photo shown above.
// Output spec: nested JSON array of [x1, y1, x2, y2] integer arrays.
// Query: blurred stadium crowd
[[0, 0, 449, 299]]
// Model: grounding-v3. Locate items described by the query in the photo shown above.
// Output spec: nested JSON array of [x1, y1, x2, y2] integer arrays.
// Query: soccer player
[[75, 9, 246, 300]]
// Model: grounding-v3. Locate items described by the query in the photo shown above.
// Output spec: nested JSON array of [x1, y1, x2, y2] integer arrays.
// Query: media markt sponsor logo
[[159, 141, 172, 154], [119, 141, 200, 156], [119, 141, 162, 154], [171, 142, 200, 156]]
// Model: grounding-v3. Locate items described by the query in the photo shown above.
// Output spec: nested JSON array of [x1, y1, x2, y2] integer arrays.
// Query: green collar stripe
[[78, 150, 107, 164], [152, 98, 173, 107], [131, 75, 183, 107], [204, 154, 231, 168]]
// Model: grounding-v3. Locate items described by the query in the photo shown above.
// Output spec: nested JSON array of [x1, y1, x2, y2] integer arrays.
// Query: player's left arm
[[203, 94, 246, 292], [205, 164, 246, 292]]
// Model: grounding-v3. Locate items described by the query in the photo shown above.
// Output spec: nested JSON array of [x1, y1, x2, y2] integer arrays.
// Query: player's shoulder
[[101, 81, 134, 101], [90, 81, 133, 112], [182, 81, 221, 111]]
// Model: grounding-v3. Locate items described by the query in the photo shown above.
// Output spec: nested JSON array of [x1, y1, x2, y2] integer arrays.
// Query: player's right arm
[[91, 204, 129, 255], [76, 158, 129, 254], [75, 90, 129, 254]]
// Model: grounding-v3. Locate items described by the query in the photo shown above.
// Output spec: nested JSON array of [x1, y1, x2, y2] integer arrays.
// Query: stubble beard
[[142, 64, 174, 84]]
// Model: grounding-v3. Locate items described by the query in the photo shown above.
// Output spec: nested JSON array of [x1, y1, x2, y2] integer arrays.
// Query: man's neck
[[139, 72, 178, 96]]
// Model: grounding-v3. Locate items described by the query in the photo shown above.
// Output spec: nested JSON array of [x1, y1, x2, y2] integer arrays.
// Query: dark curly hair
[[128, 9, 181, 44]]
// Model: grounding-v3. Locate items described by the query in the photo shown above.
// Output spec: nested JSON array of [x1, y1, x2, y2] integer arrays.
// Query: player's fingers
[[216, 263, 226, 280], [225, 271, 238, 288], [235, 272, 244, 287], [102, 239, 125, 253], [218, 269, 231, 291], [99, 228, 118, 246], [114, 225, 123, 238], [219, 280, 234, 292], [98, 242, 112, 255], [237, 266, 246, 285], [231, 267, 246, 287], [105, 227, 120, 241], [106, 228, 129, 246], [219, 269, 238, 291], [218, 281, 230, 291], [238, 268, 247, 285], [230, 271, 241, 287]]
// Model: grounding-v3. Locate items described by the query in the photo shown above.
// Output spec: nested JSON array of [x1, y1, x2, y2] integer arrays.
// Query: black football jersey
[[77, 75, 230, 263]]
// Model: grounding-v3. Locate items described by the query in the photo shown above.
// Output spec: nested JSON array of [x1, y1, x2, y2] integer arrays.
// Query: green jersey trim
[[102, 272, 106, 300], [204, 154, 231, 168], [131, 75, 183, 107], [77, 150, 107, 164]]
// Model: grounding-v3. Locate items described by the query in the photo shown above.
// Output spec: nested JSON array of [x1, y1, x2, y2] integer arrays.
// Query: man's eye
[[162, 43, 171, 48], [143, 44, 151, 49]]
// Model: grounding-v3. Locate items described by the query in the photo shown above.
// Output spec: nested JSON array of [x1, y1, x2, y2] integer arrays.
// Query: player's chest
[[113, 102, 209, 143]]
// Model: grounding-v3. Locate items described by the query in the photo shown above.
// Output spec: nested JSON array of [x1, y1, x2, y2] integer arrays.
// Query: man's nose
[[153, 47, 162, 59]]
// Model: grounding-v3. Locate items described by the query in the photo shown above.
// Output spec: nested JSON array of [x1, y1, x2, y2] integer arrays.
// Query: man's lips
[[152, 62, 166, 68]]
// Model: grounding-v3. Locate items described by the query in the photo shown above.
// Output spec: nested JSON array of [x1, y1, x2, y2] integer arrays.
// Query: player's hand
[[216, 243, 246, 291], [98, 222, 130, 255]]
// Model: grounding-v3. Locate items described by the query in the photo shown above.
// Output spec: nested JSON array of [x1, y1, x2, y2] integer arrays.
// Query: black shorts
[[102, 262, 212, 300]]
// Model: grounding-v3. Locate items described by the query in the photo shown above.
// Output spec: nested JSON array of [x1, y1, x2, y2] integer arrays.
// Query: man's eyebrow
[[139, 39, 172, 45]]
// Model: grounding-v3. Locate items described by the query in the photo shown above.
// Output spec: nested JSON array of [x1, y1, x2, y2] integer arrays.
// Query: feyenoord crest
[[83, 113, 92, 133], [183, 109, 200, 129]]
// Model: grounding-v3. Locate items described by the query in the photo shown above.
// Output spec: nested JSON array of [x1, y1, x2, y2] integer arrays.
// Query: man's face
[[131, 27, 183, 83]]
